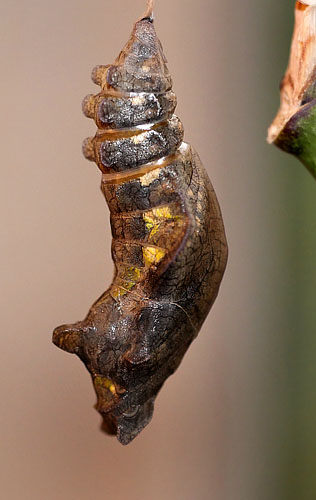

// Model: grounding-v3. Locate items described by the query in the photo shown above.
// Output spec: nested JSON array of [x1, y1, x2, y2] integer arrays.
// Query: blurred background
[[1, 0, 315, 499]]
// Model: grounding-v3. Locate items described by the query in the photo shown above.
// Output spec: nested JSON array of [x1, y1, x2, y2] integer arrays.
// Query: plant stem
[[268, 1, 316, 180]]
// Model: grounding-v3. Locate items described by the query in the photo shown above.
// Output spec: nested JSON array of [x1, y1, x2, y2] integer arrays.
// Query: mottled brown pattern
[[53, 14, 228, 445]]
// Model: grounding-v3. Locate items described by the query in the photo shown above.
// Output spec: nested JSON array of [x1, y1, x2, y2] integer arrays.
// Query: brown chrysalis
[[53, 2, 228, 445]]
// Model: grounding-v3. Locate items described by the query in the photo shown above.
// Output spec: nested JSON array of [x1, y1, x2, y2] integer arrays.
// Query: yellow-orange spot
[[153, 206, 173, 219], [142, 246, 166, 267], [111, 267, 141, 299], [143, 213, 159, 236], [94, 376, 116, 395], [111, 286, 125, 300], [143, 205, 184, 246], [122, 266, 141, 282]]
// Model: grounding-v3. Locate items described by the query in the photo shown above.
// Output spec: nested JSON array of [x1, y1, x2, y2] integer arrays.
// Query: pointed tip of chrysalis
[[105, 1, 172, 94]]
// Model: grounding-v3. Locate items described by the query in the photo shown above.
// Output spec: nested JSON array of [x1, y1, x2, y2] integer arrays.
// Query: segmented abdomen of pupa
[[53, 14, 228, 445]]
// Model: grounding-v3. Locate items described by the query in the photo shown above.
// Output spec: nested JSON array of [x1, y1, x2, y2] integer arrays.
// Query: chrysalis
[[53, 3, 228, 445]]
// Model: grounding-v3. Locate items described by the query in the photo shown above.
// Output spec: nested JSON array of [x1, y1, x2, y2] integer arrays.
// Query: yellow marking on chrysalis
[[143, 205, 184, 246], [111, 267, 142, 299], [143, 214, 154, 231], [111, 285, 125, 300], [142, 246, 166, 267], [124, 266, 141, 282], [153, 205, 183, 221], [143, 214, 159, 237], [94, 376, 116, 395], [153, 206, 173, 219]]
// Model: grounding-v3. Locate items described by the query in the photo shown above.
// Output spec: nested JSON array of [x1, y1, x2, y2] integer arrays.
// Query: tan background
[[1, 1, 316, 499]]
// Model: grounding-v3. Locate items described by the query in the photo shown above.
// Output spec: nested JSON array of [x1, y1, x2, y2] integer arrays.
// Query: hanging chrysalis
[[268, 0, 316, 179], [53, 1, 228, 445]]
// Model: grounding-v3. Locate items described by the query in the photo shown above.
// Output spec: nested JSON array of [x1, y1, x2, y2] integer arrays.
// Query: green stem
[[275, 101, 316, 180]]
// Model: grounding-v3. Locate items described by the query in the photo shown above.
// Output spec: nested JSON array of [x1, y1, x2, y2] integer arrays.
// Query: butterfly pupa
[[53, 4, 228, 445]]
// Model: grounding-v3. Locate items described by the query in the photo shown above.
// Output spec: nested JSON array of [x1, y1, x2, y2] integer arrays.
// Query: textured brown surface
[[2, 0, 310, 498], [53, 16, 228, 444]]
